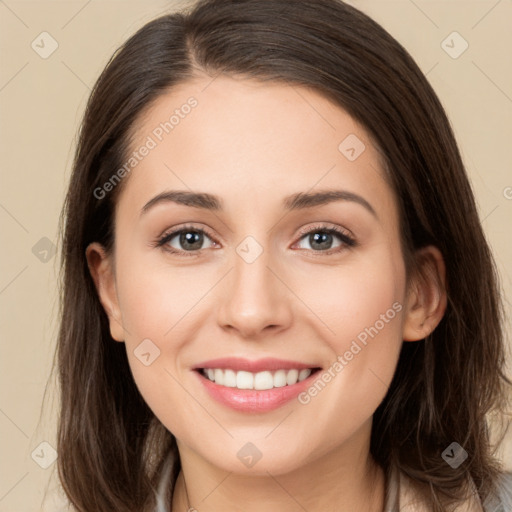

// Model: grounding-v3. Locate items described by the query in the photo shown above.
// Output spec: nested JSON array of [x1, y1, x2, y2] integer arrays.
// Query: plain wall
[[0, 1, 511, 510]]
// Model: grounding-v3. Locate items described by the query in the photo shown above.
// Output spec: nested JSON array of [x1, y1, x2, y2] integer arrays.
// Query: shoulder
[[482, 471, 512, 512], [390, 467, 512, 512]]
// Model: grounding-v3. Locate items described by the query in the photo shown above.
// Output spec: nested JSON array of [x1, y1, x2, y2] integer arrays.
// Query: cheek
[[113, 260, 201, 436], [112, 252, 220, 426], [114, 251, 209, 342], [293, 253, 406, 437], [294, 247, 405, 351]]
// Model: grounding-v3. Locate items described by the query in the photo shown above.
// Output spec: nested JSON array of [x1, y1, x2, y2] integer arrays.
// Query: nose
[[216, 244, 293, 340]]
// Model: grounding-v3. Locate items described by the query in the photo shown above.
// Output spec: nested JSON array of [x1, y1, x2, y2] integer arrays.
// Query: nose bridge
[[217, 233, 292, 337], [234, 235, 273, 294], [232, 234, 278, 310]]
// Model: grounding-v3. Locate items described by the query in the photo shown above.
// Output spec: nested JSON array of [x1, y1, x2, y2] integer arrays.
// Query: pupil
[[310, 232, 332, 250], [180, 231, 203, 250]]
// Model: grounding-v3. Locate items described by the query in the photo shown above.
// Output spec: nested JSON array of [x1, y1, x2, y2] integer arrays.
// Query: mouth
[[192, 357, 322, 412]]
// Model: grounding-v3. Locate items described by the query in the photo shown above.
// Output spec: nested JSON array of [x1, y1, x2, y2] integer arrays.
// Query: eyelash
[[154, 223, 357, 257]]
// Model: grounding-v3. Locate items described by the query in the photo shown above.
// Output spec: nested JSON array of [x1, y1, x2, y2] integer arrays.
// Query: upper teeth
[[203, 368, 313, 390]]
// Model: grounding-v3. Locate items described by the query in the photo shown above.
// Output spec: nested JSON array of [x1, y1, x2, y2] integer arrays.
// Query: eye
[[293, 224, 356, 253], [156, 224, 217, 256], [154, 222, 356, 257]]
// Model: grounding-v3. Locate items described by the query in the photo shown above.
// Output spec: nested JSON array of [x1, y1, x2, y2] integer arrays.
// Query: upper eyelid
[[295, 222, 353, 238], [159, 224, 218, 243]]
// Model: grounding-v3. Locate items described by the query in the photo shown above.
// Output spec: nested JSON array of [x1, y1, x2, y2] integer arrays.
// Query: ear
[[85, 242, 125, 342], [402, 245, 447, 342]]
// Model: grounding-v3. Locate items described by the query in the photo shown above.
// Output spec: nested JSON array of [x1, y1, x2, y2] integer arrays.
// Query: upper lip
[[192, 357, 320, 373]]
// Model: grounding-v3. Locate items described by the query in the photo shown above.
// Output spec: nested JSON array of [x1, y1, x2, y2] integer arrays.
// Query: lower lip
[[195, 370, 319, 413]]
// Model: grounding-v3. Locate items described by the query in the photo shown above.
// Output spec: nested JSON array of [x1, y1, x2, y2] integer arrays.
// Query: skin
[[87, 74, 447, 512]]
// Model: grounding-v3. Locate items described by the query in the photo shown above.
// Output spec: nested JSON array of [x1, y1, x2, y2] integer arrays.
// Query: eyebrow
[[140, 189, 377, 218]]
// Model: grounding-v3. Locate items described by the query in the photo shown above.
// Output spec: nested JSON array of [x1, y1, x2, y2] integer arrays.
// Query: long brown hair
[[56, 0, 512, 510]]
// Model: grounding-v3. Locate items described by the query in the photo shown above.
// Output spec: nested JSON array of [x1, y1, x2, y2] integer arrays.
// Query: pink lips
[[192, 357, 320, 413], [193, 357, 316, 373]]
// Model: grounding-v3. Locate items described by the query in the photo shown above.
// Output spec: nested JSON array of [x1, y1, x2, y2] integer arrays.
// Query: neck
[[170, 429, 385, 512]]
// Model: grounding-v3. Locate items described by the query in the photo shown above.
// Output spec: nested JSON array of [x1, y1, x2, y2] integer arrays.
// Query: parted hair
[[56, 0, 511, 510]]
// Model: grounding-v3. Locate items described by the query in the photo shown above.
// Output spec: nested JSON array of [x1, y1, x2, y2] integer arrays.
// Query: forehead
[[118, 75, 395, 223]]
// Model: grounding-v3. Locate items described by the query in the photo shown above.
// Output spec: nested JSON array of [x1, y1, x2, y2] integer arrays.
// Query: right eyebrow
[[140, 191, 222, 217]]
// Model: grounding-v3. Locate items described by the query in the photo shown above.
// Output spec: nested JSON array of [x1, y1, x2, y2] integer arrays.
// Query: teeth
[[224, 369, 237, 387], [202, 368, 314, 389], [286, 369, 299, 385], [273, 370, 287, 388], [236, 371, 253, 389], [298, 369, 312, 381]]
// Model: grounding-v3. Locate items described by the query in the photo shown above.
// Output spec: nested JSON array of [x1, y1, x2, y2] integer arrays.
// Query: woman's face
[[88, 75, 439, 475]]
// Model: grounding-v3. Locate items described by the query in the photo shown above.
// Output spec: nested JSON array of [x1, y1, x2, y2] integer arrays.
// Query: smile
[[193, 357, 322, 412]]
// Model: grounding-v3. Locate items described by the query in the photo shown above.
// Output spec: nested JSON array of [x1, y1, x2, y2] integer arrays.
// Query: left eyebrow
[[283, 189, 378, 219], [140, 188, 377, 219]]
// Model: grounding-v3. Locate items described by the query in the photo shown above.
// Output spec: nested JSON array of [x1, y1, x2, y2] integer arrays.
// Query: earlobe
[[402, 245, 447, 342], [85, 242, 125, 342]]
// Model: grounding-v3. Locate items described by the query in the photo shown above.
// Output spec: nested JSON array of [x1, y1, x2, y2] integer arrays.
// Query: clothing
[[156, 457, 512, 512], [383, 464, 512, 511]]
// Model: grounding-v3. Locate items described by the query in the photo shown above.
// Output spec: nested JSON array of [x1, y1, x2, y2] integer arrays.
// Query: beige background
[[0, 1, 511, 510]]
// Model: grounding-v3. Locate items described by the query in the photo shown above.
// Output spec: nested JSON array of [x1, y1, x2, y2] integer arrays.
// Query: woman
[[56, 0, 512, 510]]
